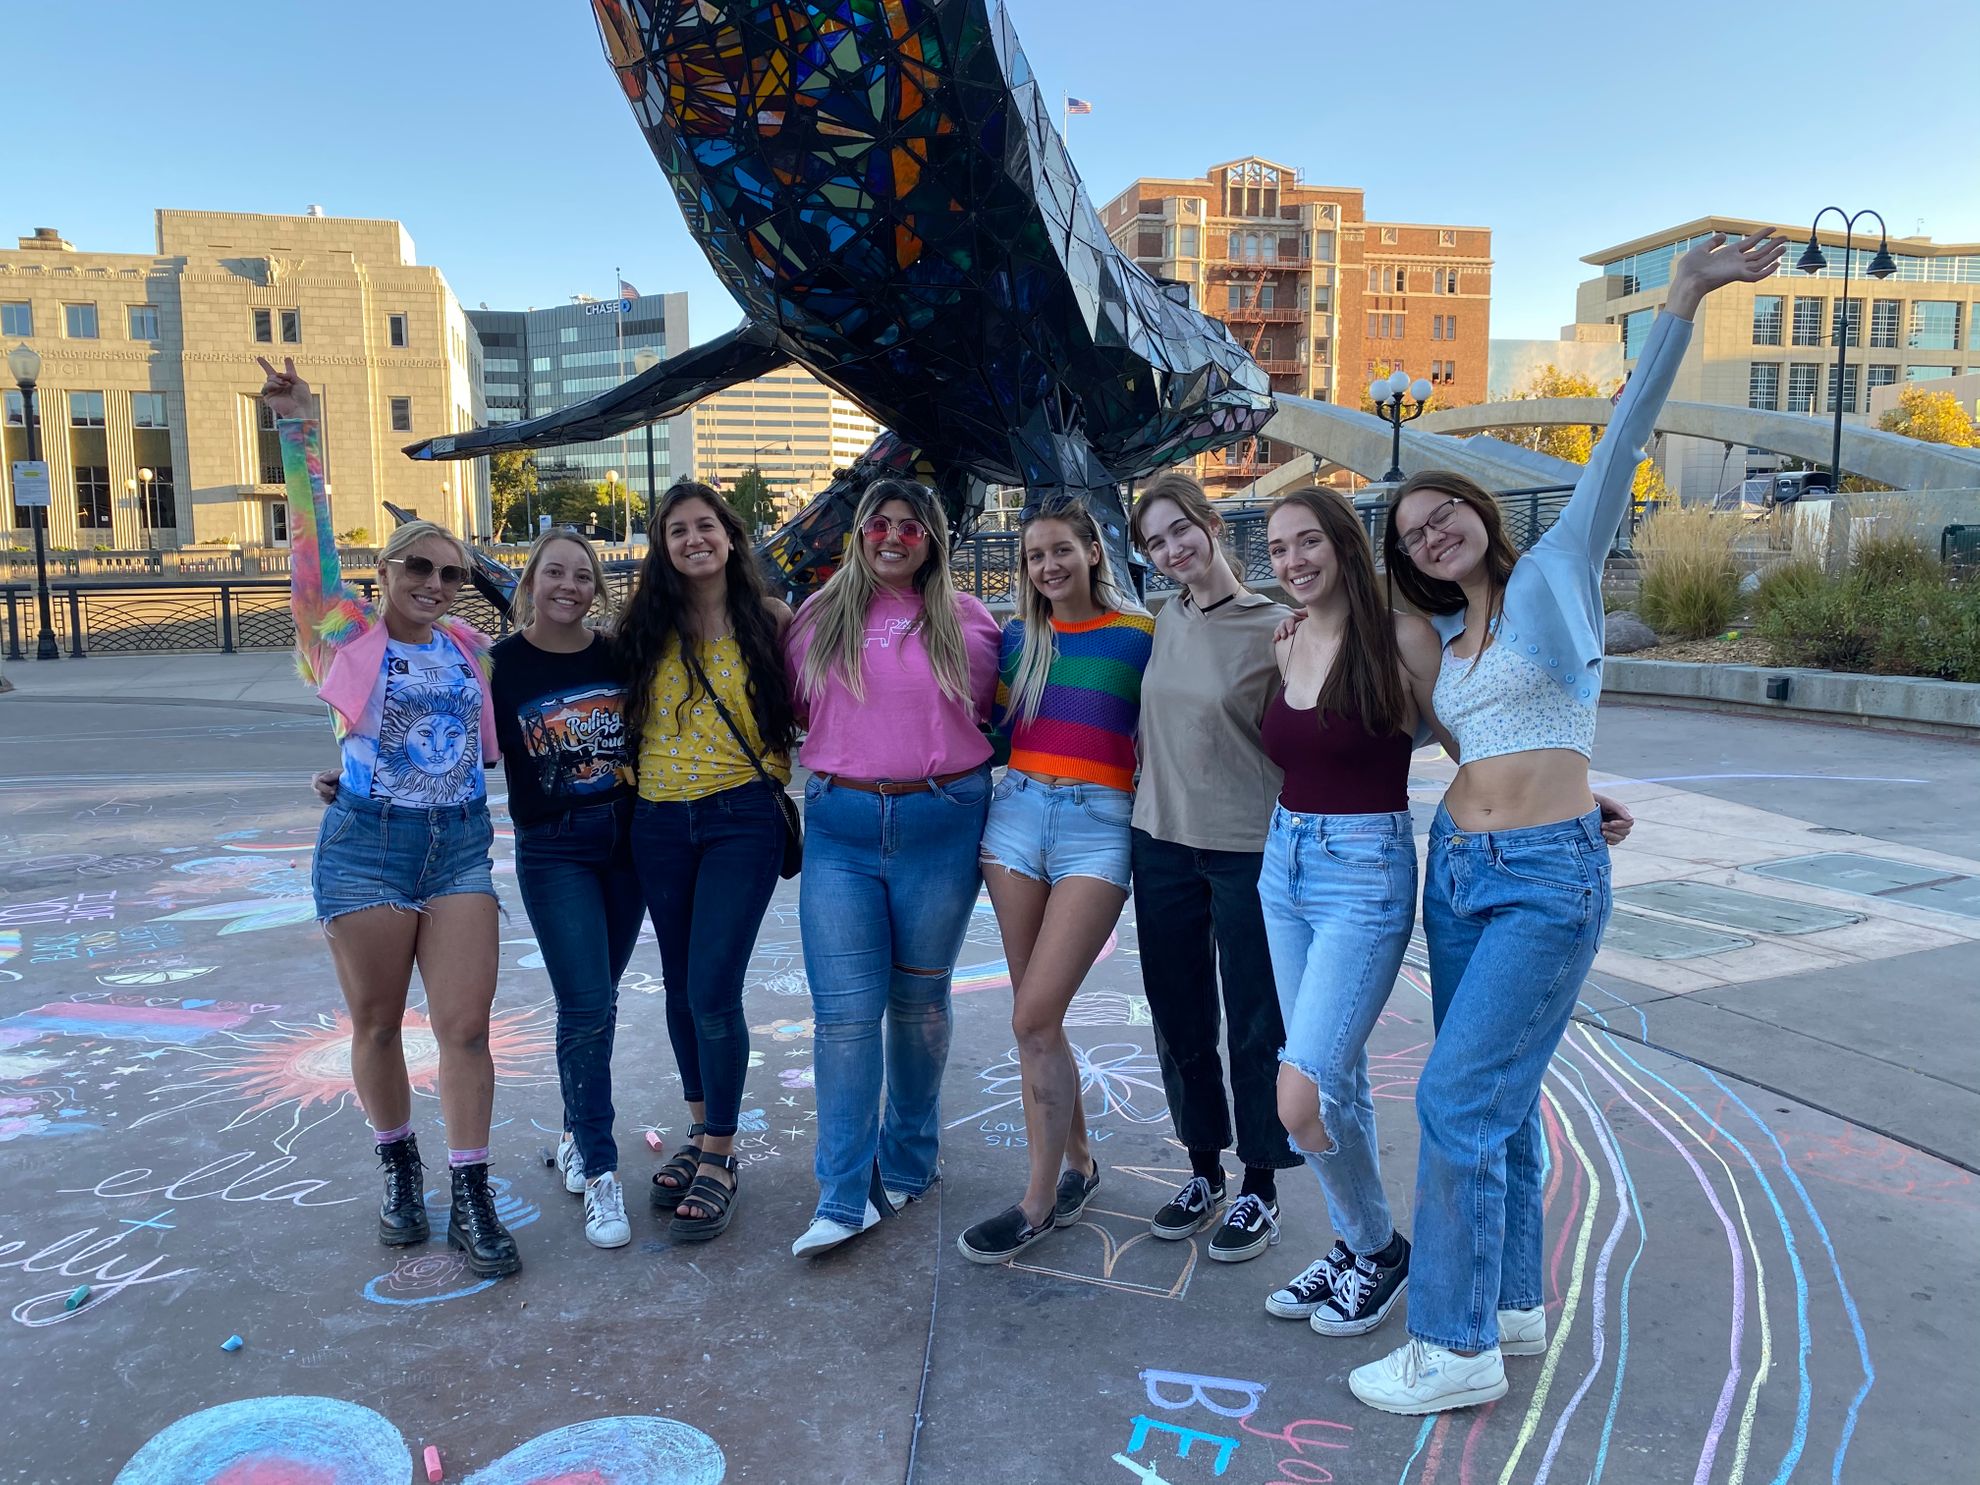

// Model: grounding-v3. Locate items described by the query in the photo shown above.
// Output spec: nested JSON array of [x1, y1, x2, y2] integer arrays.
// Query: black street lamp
[[1368, 368, 1434, 484], [7, 343, 59, 660], [1796, 208, 1897, 496], [633, 347, 661, 532]]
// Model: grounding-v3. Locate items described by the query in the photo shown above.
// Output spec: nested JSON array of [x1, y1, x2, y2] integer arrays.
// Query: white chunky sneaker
[[554, 1132, 586, 1195], [885, 1188, 913, 1213], [1349, 1337, 1508, 1415], [1498, 1305, 1547, 1356], [582, 1171, 631, 1249], [791, 1200, 883, 1258]]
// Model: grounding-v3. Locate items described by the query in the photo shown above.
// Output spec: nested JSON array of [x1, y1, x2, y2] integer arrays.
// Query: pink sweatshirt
[[786, 587, 1001, 779]]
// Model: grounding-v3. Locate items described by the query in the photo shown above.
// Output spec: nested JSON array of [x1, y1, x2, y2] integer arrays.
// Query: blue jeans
[[631, 785, 785, 1140], [980, 774, 1134, 890], [801, 766, 992, 1227], [1410, 805, 1612, 1352], [514, 800, 645, 1177], [312, 789, 495, 924], [1257, 806, 1416, 1255]]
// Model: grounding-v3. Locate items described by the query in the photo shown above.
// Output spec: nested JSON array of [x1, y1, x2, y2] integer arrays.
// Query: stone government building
[[0, 210, 489, 552]]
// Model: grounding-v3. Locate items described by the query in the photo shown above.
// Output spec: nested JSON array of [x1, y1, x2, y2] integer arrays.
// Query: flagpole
[[614, 264, 628, 548]]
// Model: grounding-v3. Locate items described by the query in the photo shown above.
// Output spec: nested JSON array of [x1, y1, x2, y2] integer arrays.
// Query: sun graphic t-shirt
[[340, 637, 486, 807], [491, 631, 633, 828]]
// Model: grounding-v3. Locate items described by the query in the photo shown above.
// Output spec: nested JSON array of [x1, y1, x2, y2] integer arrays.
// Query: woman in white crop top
[[1343, 231, 1787, 1417]]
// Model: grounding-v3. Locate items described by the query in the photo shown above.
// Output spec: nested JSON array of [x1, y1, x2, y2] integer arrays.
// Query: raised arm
[[1544, 231, 1785, 571], [258, 357, 356, 682]]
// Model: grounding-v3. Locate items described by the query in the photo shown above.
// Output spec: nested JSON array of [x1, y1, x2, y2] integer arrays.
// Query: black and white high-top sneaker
[[1266, 1239, 1353, 1319], [1311, 1235, 1410, 1337]]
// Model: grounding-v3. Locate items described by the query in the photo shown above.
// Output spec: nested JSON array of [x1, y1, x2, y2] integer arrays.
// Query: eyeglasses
[[386, 555, 469, 585], [1397, 497, 1465, 557], [860, 515, 927, 545]]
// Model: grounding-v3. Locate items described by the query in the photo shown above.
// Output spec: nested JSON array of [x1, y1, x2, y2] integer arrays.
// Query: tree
[[490, 450, 538, 539], [1877, 385, 1980, 448], [727, 466, 777, 531], [1500, 364, 1666, 512]]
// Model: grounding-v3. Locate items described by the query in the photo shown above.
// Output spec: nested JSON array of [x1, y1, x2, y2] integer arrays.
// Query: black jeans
[[514, 800, 646, 1176], [1131, 828, 1298, 1171], [631, 784, 784, 1140]]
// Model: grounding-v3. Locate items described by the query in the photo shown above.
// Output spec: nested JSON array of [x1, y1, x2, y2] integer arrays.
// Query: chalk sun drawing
[[948, 1042, 1169, 1129], [127, 1004, 556, 1152]]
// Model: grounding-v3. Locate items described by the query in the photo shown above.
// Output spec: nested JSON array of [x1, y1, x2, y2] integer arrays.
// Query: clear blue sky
[[11, 1, 1975, 343]]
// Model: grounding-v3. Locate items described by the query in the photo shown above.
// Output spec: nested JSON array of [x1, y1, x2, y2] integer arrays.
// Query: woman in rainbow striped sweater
[[957, 495, 1156, 1265]]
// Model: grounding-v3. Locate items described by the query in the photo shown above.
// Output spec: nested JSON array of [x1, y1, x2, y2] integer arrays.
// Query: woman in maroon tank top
[[1255, 489, 1448, 1341]]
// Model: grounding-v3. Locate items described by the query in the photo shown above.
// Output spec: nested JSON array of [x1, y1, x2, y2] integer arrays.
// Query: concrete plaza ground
[[0, 654, 1973, 1483]]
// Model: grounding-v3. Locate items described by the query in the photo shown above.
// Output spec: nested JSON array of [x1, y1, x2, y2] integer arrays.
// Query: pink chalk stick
[[644, 1129, 664, 1153], [424, 1444, 443, 1482]]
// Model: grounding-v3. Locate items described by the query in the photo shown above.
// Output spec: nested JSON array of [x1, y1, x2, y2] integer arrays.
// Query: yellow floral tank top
[[637, 634, 791, 802]]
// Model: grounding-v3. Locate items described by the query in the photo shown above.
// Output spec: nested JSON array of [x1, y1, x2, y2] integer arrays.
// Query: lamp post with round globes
[[138, 466, 156, 543], [605, 468, 622, 547], [1368, 368, 1435, 485], [632, 348, 661, 534], [7, 343, 59, 659], [1796, 209, 1896, 497]]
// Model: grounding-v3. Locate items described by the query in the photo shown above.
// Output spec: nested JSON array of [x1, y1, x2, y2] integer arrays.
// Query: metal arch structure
[[1251, 395, 1586, 495], [406, 0, 1274, 595], [1415, 397, 1980, 492]]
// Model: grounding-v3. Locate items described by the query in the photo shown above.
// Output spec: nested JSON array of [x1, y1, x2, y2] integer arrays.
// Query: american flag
[[1065, 96, 1092, 116], [618, 277, 640, 299]]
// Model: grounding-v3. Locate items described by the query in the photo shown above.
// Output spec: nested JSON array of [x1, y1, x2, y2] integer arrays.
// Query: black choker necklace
[[1197, 592, 1237, 614]]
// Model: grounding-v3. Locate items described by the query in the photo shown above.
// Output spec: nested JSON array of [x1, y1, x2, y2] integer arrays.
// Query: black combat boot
[[376, 1133, 431, 1246], [447, 1162, 521, 1276]]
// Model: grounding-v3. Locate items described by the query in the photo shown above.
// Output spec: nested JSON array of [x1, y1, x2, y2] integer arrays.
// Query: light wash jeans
[[1409, 805, 1612, 1352], [1257, 806, 1416, 1255], [800, 766, 992, 1227]]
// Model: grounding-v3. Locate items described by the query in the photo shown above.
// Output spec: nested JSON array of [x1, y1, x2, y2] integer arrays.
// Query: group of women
[[263, 227, 1781, 1417]]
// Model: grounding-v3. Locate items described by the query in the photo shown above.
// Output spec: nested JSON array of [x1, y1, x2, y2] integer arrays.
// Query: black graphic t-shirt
[[491, 632, 633, 828]]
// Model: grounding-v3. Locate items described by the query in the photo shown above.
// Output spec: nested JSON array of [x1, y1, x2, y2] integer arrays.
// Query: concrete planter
[[1605, 657, 1980, 736]]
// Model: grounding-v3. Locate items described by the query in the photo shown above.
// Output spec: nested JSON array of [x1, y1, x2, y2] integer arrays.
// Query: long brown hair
[[1130, 470, 1241, 578], [1269, 488, 1407, 737], [1383, 470, 1519, 625], [613, 481, 794, 753]]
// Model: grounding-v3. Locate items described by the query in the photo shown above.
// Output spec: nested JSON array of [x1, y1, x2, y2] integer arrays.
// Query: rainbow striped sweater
[[995, 609, 1157, 792]]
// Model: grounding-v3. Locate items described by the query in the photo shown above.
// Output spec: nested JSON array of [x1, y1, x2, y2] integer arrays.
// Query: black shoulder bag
[[682, 645, 803, 879]]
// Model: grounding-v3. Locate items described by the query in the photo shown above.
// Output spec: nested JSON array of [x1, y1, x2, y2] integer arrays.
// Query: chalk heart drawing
[[114, 1396, 726, 1484]]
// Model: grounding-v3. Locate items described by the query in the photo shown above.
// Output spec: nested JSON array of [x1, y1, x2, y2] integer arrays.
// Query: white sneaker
[[885, 1188, 913, 1213], [1349, 1338, 1508, 1415], [554, 1132, 586, 1195], [1498, 1305, 1546, 1356], [583, 1171, 631, 1249], [791, 1200, 883, 1258]]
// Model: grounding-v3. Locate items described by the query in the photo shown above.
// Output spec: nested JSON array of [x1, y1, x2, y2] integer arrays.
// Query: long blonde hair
[[511, 527, 611, 630], [1005, 494, 1140, 727], [793, 478, 975, 705]]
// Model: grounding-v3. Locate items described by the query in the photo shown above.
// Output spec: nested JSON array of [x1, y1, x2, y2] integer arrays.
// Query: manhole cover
[[1745, 853, 1980, 922], [1604, 908, 1753, 960], [1617, 881, 1863, 936]]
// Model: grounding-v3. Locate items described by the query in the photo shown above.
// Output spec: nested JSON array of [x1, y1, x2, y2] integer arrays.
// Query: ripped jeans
[[1257, 805, 1417, 1256]]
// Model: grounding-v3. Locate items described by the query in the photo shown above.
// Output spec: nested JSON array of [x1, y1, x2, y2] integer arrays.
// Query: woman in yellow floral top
[[613, 481, 795, 1243]]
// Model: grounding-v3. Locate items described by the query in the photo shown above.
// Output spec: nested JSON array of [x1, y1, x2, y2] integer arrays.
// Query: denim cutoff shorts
[[979, 773, 1134, 891], [311, 787, 497, 924]]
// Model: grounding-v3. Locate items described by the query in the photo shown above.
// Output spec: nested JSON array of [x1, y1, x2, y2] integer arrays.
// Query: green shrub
[[1850, 531, 1940, 589], [1760, 570, 1980, 682], [1635, 507, 1740, 639], [1750, 559, 1824, 621]]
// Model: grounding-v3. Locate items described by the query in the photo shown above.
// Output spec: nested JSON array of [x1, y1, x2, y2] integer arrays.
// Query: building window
[[131, 392, 169, 427], [1433, 268, 1459, 294], [127, 304, 161, 341], [68, 391, 106, 428], [1907, 300, 1959, 350], [140, 466, 176, 529], [1869, 299, 1900, 349], [75, 466, 113, 528], [252, 308, 273, 343], [1825, 362, 1860, 414], [1748, 362, 1781, 410], [1830, 297, 1862, 349], [1366, 312, 1378, 339], [389, 313, 408, 348], [0, 302, 29, 337], [1227, 284, 1243, 310], [1905, 365, 1956, 381], [560, 327, 580, 343], [1311, 230, 1333, 263], [280, 309, 302, 344], [1865, 364, 1898, 405], [1786, 363, 1820, 413], [1790, 297, 1825, 346], [1750, 295, 1783, 346], [3, 391, 22, 426], [1257, 283, 1275, 310], [1622, 308, 1655, 359], [390, 397, 412, 432], [64, 303, 99, 339], [1391, 268, 1406, 293], [255, 400, 285, 484]]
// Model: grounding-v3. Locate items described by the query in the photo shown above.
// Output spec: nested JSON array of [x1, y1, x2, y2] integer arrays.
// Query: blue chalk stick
[[65, 1285, 90, 1311], [221, 1334, 244, 1352]]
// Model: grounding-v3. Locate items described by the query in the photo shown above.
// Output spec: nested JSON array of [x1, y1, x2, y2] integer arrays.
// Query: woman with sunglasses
[[617, 481, 796, 1243], [956, 496, 1154, 1264], [263, 356, 517, 1277], [1347, 231, 1783, 1415], [785, 480, 1000, 1257]]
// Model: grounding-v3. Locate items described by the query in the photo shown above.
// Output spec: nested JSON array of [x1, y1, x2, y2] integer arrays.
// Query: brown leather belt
[[817, 768, 978, 796]]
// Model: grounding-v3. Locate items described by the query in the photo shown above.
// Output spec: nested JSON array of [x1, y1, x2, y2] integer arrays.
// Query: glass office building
[[468, 291, 689, 503]]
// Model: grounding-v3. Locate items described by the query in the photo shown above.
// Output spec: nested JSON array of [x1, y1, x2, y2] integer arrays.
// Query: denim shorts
[[979, 773, 1134, 891], [311, 787, 497, 924]]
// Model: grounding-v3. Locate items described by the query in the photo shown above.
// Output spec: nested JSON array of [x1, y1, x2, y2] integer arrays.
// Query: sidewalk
[[0, 649, 319, 712]]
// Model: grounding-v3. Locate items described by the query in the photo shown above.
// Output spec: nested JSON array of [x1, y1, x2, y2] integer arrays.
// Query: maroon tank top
[[1260, 689, 1413, 815]]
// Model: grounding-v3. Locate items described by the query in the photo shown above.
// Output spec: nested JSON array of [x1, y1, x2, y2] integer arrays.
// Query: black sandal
[[650, 1122, 706, 1210], [668, 1153, 740, 1242]]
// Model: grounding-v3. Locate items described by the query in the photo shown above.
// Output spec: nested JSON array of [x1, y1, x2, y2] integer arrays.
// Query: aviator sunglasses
[[386, 555, 470, 585], [860, 515, 927, 545]]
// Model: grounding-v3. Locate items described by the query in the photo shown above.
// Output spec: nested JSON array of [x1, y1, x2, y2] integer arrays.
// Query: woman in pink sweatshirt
[[784, 478, 1001, 1257]]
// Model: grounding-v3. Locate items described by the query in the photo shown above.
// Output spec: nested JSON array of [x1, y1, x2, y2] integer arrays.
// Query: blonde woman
[[785, 478, 1000, 1257], [264, 356, 516, 1277], [957, 495, 1155, 1264]]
